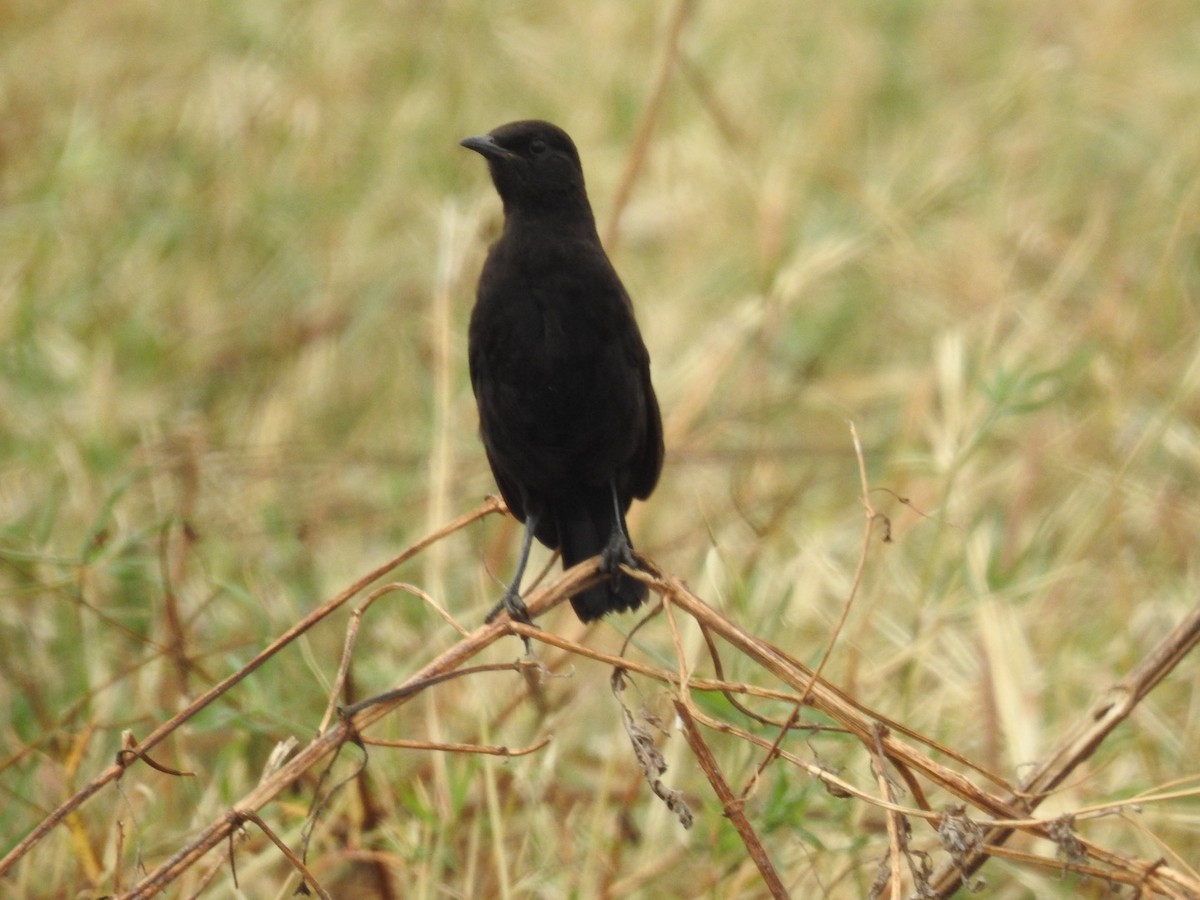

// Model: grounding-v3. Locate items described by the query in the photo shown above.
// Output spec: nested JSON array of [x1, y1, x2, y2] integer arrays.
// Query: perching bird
[[460, 120, 663, 625]]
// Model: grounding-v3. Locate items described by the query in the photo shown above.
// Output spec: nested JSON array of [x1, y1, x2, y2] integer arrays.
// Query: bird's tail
[[557, 493, 646, 622]]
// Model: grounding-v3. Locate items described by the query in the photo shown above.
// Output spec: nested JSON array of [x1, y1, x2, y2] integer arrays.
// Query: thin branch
[[743, 421, 882, 797], [240, 812, 332, 900], [7, 500, 1197, 899], [927, 599, 1200, 896], [359, 735, 551, 757], [641, 566, 1200, 897], [113, 555, 598, 898], [868, 725, 905, 899], [0, 498, 504, 880], [675, 700, 788, 899]]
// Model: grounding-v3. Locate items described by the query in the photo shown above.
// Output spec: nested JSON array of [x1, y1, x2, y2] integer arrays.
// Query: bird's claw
[[485, 589, 536, 655], [600, 530, 637, 574], [485, 587, 533, 626]]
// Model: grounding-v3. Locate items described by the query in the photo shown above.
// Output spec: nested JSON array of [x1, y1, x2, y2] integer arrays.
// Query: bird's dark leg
[[600, 480, 637, 573], [485, 512, 537, 652]]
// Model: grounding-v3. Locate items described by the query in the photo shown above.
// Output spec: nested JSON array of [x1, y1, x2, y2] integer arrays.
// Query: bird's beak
[[460, 134, 513, 161]]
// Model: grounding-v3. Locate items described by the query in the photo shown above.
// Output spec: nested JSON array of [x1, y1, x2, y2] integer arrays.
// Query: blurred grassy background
[[2, 0, 1199, 896]]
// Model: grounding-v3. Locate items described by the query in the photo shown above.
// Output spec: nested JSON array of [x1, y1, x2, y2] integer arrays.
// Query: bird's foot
[[485, 586, 532, 625], [485, 588, 535, 655], [600, 528, 637, 574]]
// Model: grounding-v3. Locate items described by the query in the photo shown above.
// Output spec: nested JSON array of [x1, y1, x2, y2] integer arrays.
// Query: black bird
[[460, 120, 663, 625]]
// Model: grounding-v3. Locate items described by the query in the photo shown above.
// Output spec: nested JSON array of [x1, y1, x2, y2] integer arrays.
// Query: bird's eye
[[529, 139, 547, 156]]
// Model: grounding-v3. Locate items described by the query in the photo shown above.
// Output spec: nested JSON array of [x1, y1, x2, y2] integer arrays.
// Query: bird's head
[[460, 120, 591, 218]]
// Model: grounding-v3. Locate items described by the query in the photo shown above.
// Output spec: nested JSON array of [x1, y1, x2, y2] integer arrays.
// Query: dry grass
[[2, 1, 1199, 897]]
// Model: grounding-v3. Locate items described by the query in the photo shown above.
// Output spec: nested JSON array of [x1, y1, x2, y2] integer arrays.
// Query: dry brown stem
[[927, 600, 1200, 896], [675, 699, 788, 898], [0, 499, 504, 885], [3, 495, 1198, 898]]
